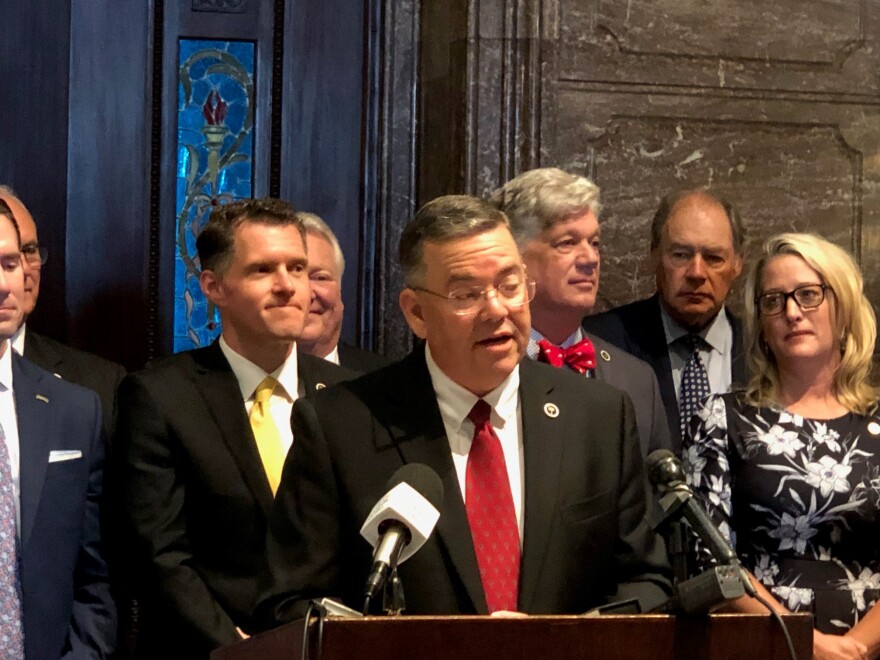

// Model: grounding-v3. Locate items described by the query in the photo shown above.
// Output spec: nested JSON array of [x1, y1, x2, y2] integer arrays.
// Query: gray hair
[[399, 195, 510, 286], [489, 168, 601, 246], [298, 211, 345, 277], [650, 189, 744, 255]]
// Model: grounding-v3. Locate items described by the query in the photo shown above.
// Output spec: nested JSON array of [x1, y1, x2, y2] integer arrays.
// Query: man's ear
[[399, 288, 428, 339], [200, 269, 225, 306], [732, 253, 744, 280]]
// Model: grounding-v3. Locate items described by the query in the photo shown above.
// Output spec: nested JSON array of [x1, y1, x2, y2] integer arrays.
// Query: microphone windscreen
[[645, 449, 684, 488], [384, 463, 444, 511]]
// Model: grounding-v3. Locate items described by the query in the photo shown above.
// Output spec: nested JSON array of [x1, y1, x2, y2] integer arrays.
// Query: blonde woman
[[683, 233, 880, 660]]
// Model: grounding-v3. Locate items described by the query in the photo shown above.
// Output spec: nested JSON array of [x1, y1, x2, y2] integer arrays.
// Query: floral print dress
[[683, 392, 880, 633]]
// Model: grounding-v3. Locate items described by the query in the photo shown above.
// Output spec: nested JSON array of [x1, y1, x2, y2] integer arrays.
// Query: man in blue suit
[[0, 199, 115, 658]]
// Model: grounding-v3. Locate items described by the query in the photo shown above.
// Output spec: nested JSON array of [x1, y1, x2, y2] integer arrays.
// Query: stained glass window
[[174, 39, 255, 352]]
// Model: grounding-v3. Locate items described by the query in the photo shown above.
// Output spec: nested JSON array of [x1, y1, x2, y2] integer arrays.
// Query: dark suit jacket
[[114, 342, 356, 658], [14, 353, 116, 658], [258, 348, 672, 623], [24, 330, 127, 440], [336, 342, 390, 373], [582, 294, 747, 449], [582, 334, 671, 457]]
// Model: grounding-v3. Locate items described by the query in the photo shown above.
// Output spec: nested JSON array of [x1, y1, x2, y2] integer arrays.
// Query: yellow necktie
[[250, 376, 286, 494]]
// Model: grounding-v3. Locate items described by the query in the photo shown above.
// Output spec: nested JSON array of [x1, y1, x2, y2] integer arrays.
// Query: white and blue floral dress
[[683, 392, 880, 633]]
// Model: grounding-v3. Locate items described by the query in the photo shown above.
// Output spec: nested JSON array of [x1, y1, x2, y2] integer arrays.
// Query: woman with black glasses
[[683, 233, 880, 660]]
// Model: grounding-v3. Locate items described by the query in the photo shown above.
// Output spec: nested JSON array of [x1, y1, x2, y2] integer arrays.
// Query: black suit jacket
[[114, 342, 356, 658], [582, 294, 747, 448], [258, 348, 671, 623], [24, 330, 127, 440], [336, 342, 390, 373], [15, 354, 116, 658]]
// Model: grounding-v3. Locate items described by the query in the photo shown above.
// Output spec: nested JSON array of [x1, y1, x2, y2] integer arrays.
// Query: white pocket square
[[48, 450, 82, 463]]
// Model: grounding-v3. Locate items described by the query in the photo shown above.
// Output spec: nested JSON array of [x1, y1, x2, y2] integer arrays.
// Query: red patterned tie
[[536, 337, 596, 374], [465, 399, 520, 612]]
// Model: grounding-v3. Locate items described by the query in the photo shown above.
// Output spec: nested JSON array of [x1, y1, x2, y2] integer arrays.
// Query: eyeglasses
[[412, 276, 536, 316], [21, 243, 47, 266], [756, 283, 828, 316]]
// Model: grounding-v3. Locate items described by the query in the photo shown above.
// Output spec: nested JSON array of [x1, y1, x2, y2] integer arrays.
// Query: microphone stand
[[382, 566, 406, 615]]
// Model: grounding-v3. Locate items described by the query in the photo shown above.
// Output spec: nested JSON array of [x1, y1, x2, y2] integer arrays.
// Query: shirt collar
[[660, 303, 731, 355], [323, 345, 340, 365], [219, 335, 299, 401], [424, 343, 520, 432], [10, 325, 24, 356], [0, 343, 13, 393], [526, 326, 584, 359]]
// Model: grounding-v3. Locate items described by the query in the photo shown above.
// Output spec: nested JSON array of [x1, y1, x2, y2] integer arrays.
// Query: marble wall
[[391, 0, 880, 356]]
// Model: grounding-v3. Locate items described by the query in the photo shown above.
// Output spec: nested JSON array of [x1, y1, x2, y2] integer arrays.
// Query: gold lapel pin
[[543, 402, 559, 418], [600, 350, 611, 362], [35, 394, 49, 403], [315, 383, 326, 390]]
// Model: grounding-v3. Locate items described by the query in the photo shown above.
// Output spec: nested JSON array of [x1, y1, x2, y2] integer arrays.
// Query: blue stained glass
[[173, 39, 256, 352]]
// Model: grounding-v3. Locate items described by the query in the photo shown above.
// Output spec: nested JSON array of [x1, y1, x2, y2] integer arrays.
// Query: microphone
[[360, 463, 444, 607], [646, 449, 756, 597]]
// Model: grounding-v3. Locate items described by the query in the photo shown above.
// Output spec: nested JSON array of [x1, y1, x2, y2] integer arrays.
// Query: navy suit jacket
[[258, 348, 671, 623], [23, 331, 126, 442], [582, 294, 747, 449], [14, 353, 115, 659]]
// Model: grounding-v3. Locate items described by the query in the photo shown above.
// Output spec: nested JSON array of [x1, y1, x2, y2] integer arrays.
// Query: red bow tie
[[536, 337, 596, 375]]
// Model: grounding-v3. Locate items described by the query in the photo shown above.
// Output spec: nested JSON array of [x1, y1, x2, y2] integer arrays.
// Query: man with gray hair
[[583, 189, 747, 448], [296, 212, 387, 372], [258, 194, 671, 623], [491, 168, 670, 457]]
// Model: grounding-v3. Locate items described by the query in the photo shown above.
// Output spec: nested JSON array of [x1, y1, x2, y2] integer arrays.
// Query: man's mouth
[[477, 333, 513, 347]]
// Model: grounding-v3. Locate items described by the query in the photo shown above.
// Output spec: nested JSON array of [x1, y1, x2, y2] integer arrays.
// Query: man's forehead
[[0, 194, 35, 237]]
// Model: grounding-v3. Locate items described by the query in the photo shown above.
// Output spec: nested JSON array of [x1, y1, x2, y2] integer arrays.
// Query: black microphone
[[646, 449, 756, 596], [360, 464, 444, 608]]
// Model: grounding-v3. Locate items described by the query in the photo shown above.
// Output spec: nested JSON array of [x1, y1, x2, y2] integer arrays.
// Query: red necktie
[[465, 399, 520, 612], [536, 337, 596, 374]]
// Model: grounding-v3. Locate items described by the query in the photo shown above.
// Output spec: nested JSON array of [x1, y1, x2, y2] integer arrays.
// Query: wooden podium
[[212, 613, 813, 659]]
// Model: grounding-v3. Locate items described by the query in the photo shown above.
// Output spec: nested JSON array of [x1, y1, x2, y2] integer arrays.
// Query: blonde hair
[[743, 233, 879, 414]]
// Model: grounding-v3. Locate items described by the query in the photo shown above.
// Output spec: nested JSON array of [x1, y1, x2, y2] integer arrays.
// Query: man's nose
[[575, 240, 599, 267], [685, 255, 706, 279]]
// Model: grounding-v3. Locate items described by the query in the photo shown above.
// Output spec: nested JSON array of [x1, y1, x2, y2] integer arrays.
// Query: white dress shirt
[[661, 305, 734, 403], [424, 344, 524, 542], [219, 336, 299, 455], [322, 345, 340, 365], [0, 344, 21, 531]]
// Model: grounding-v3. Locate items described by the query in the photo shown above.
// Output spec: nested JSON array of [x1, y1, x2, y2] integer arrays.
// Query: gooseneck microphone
[[360, 464, 444, 610], [646, 449, 756, 597]]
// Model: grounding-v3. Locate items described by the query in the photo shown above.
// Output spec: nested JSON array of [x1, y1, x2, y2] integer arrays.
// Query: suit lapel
[[190, 344, 274, 515], [634, 296, 679, 434], [518, 360, 564, 612], [13, 355, 54, 551], [728, 310, 748, 387], [385, 352, 487, 614], [23, 332, 64, 375]]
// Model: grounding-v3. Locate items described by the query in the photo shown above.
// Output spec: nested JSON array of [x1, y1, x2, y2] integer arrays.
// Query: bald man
[[0, 186, 126, 439]]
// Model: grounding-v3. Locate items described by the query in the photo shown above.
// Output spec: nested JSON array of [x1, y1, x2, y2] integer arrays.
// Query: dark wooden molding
[[192, 0, 248, 13], [147, 0, 165, 363]]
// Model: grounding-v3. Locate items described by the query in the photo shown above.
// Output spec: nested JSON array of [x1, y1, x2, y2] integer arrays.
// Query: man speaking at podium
[[259, 196, 671, 622]]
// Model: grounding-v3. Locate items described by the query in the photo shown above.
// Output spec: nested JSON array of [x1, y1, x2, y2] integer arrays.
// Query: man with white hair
[[297, 212, 388, 372], [491, 168, 671, 457]]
